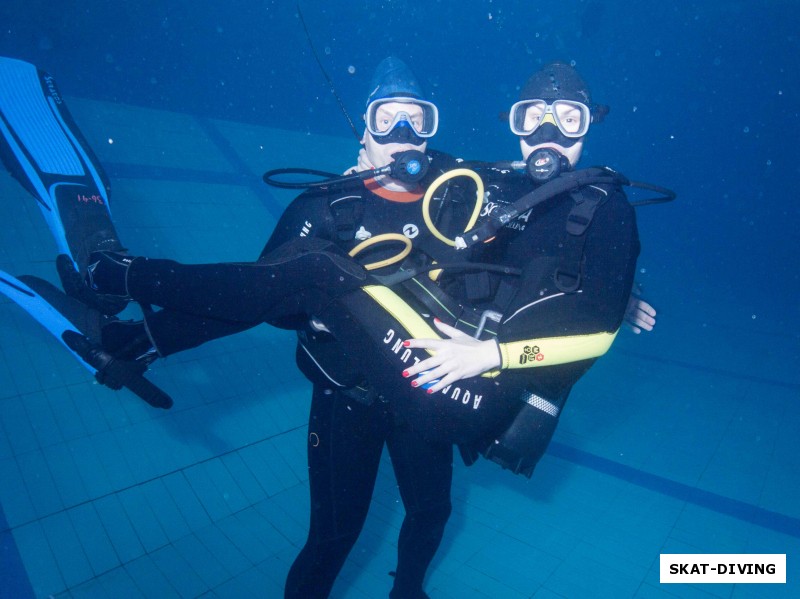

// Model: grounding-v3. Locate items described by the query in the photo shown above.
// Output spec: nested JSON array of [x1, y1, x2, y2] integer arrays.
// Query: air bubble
[[347, 65, 356, 74]]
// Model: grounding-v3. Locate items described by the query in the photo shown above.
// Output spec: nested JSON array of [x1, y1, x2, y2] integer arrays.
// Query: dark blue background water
[[2, 0, 799, 332]]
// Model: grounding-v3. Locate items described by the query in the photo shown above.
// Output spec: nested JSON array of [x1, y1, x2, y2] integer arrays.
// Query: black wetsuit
[[115, 159, 639, 598], [447, 168, 640, 471], [467, 167, 639, 403], [124, 166, 640, 442], [122, 150, 473, 599], [259, 151, 470, 599]]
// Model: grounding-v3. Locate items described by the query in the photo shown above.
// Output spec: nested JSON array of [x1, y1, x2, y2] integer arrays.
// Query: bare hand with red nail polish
[[402, 319, 502, 393]]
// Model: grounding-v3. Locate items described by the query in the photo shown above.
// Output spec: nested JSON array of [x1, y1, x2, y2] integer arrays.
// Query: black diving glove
[[86, 250, 136, 298]]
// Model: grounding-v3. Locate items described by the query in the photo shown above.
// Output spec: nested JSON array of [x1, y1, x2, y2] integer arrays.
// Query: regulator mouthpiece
[[526, 147, 571, 183], [388, 150, 429, 183]]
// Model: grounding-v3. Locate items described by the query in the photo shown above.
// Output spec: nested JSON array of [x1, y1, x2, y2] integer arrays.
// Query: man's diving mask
[[509, 99, 591, 138], [366, 97, 439, 145]]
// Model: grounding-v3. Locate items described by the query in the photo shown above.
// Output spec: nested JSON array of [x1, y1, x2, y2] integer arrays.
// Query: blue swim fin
[[0, 271, 173, 409], [0, 56, 124, 274]]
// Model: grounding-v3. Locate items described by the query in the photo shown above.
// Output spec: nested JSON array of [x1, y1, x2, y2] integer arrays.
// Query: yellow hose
[[422, 168, 484, 246], [348, 233, 412, 271], [350, 168, 484, 273]]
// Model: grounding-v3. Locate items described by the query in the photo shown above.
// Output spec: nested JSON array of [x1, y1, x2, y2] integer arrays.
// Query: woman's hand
[[402, 319, 501, 393]]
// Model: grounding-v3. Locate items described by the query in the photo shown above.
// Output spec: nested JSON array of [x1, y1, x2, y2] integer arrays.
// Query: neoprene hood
[[520, 61, 592, 105], [366, 57, 426, 105]]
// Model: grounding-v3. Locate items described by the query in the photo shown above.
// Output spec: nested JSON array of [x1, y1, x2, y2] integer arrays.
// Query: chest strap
[[328, 195, 365, 242], [554, 184, 611, 292]]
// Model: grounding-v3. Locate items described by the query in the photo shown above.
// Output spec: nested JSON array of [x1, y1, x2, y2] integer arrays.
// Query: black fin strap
[[492, 279, 520, 314], [62, 331, 173, 409]]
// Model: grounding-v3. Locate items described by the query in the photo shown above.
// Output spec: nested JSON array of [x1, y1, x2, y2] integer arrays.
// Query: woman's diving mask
[[509, 99, 591, 139]]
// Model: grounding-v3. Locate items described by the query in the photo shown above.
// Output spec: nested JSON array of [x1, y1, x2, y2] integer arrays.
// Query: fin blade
[[0, 270, 172, 408], [0, 56, 123, 272], [0, 269, 94, 371]]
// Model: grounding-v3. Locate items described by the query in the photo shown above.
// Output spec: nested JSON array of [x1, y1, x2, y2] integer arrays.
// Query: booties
[[56, 254, 129, 315], [101, 319, 158, 364], [85, 250, 136, 298]]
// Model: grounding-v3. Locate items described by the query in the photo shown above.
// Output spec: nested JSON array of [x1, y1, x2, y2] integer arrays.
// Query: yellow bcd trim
[[360, 286, 618, 377], [498, 330, 619, 369]]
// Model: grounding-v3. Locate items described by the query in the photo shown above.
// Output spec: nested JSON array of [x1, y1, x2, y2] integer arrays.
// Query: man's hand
[[343, 148, 375, 175], [624, 295, 657, 334], [402, 319, 501, 393]]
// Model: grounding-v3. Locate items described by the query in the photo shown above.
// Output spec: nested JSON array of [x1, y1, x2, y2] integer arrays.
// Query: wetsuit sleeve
[[255, 189, 341, 329], [494, 190, 639, 375]]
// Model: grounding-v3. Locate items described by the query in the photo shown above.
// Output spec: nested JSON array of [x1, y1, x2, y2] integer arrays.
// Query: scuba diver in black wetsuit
[[76, 60, 667, 599], [402, 62, 643, 472], [92, 57, 476, 599]]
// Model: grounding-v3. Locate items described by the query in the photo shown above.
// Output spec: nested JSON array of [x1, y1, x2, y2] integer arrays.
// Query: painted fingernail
[[411, 380, 418, 388], [403, 341, 410, 347], [427, 388, 434, 394], [433, 317, 441, 323], [402, 370, 409, 378]]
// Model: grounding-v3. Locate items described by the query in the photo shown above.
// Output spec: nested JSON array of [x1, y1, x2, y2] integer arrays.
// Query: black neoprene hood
[[520, 61, 592, 105]]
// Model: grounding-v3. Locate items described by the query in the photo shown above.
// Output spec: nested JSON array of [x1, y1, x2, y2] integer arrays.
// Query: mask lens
[[366, 98, 438, 138], [552, 100, 590, 136], [510, 100, 547, 136]]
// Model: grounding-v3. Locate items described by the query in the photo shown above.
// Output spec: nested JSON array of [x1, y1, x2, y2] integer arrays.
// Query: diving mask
[[509, 99, 591, 138], [366, 97, 439, 140]]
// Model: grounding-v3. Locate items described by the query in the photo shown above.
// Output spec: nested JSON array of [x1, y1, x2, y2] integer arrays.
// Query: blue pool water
[[1, 1, 798, 597]]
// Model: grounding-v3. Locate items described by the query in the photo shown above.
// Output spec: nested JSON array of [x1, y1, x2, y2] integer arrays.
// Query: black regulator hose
[[263, 150, 429, 189]]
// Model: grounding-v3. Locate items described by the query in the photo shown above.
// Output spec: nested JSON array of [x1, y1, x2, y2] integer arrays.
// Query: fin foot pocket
[[62, 330, 173, 409], [57, 254, 128, 315], [101, 320, 157, 364]]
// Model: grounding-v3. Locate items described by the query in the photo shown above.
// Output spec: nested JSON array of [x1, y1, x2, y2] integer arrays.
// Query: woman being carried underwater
[[78, 64, 666, 478]]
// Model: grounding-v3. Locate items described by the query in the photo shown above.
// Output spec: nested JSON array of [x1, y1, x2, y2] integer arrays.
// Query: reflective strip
[[298, 342, 348, 388], [360, 285, 502, 378], [360, 285, 439, 342], [522, 392, 560, 417], [499, 330, 619, 369]]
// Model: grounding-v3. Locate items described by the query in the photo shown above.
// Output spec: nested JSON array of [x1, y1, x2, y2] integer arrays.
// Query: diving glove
[[86, 250, 136, 298]]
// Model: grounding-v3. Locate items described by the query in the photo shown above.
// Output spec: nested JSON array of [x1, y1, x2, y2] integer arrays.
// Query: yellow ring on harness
[[348, 233, 413, 271], [422, 168, 484, 247]]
